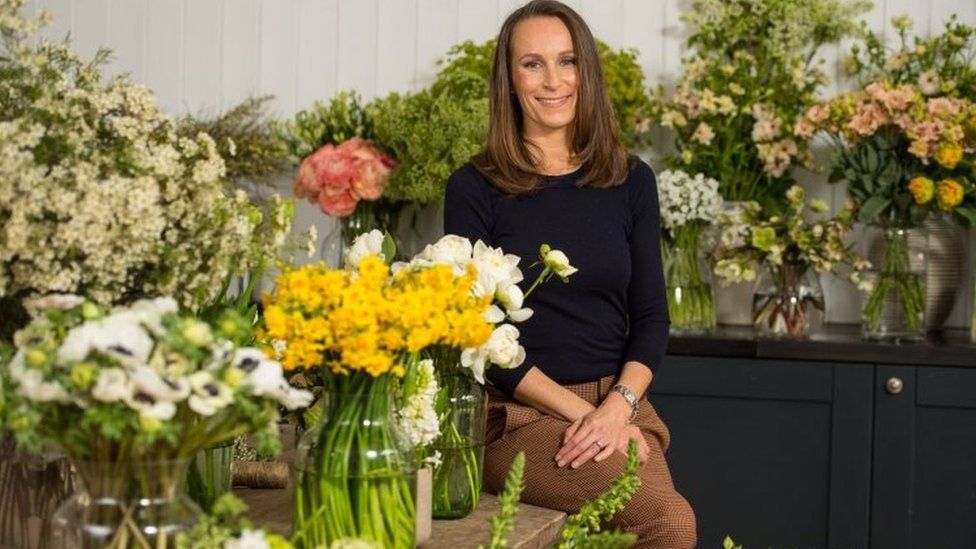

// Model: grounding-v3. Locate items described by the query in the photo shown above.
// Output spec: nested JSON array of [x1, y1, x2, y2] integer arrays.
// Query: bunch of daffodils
[[712, 186, 871, 289], [0, 296, 312, 463], [0, 1, 294, 310]]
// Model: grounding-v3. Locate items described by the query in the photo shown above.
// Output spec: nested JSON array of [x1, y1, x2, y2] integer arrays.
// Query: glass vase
[[321, 199, 403, 267], [185, 440, 234, 513], [752, 261, 825, 339], [292, 373, 416, 549], [662, 227, 715, 334], [50, 458, 200, 549], [429, 363, 487, 519], [862, 226, 928, 341], [0, 436, 74, 549]]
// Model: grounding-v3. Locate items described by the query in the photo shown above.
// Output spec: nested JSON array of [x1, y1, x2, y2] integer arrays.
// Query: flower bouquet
[[713, 187, 870, 338], [657, 169, 723, 333], [391, 235, 574, 519], [0, 297, 311, 548], [797, 81, 976, 338]]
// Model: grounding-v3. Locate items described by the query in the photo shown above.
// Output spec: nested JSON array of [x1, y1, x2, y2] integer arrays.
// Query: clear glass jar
[[752, 261, 824, 339], [430, 371, 487, 519], [185, 439, 234, 512], [320, 199, 403, 267], [0, 436, 74, 549], [662, 227, 716, 334], [292, 373, 416, 549], [862, 225, 928, 341], [50, 458, 200, 548]]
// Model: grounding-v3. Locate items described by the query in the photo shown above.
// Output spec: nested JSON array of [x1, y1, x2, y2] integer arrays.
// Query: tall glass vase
[[50, 458, 200, 549], [292, 372, 416, 549], [0, 436, 74, 549], [185, 440, 234, 513], [752, 261, 824, 339], [662, 226, 715, 334], [862, 225, 927, 341], [427, 351, 486, 519]]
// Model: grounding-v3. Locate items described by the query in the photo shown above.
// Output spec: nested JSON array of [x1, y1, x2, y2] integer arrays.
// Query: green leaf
[[858, 196, 891, 223], [381, 232, 397, 264], [723, 536, 735, 549], [955, 205, 976, 226]]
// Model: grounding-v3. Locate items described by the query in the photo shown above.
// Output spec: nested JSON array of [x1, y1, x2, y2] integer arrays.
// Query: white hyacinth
[[656, 169, 723, 235]]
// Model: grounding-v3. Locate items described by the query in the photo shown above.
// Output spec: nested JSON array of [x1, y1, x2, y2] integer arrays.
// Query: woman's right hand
[[618, 424, 650, 463]]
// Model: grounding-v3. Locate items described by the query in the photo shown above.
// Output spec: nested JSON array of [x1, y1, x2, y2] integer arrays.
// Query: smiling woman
[[445, 1, 697, 548]]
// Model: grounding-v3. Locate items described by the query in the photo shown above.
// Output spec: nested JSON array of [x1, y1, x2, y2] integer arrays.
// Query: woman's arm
[[512, 366, 596, 422]]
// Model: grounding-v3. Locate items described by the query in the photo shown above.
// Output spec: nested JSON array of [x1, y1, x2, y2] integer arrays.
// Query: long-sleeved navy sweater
[[443, 159, 670, 397]]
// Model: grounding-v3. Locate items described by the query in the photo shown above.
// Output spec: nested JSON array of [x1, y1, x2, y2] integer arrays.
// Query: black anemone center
[[239, 357, 259, 372], [204, 383, 219, 396], [133, 392, 155, 404], [163, 378, 180, 390], [108, 345, 133, 356]]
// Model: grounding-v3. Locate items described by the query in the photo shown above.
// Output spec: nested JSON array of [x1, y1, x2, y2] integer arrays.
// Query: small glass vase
[[185, 440, 234, 513], [752, 261, 825, 339], [662, 229, 715, 334], [429, 361, 487, 519], [50, 458, 200, 549], [321, 199, 403, 267], [0, 436, 74, 549], [292, 373, 416, 549], [862, 225, 927, 341]]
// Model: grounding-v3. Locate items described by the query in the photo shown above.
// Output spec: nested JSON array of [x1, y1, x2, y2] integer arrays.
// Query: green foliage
[[176, 96, 290, 183], [482, 451, 526, 549], [431, 38, 654, 150], [723, 536, 745, 549], [370, 89, 489, 204], [177, 493, 294, 549], [846, 14, 976, 99], [556, 440, 641, 549], [275, 91, 377, 162]]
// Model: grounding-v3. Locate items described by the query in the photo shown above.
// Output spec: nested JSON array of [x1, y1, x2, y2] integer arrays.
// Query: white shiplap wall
[[23, 0, 976, 326]]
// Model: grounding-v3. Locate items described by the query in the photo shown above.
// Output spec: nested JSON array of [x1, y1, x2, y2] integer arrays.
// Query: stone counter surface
[[666, 324, 976, 367]]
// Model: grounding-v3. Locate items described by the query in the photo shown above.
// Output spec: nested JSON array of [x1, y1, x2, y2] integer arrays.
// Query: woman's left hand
[[555, 394, 632, 468]]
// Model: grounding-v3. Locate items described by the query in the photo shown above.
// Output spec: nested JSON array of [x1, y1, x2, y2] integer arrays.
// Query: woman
[[443, 1, 696, 547]]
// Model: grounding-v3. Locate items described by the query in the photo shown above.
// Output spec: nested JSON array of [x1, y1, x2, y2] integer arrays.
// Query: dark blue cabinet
[[651, 343, 976, 549]]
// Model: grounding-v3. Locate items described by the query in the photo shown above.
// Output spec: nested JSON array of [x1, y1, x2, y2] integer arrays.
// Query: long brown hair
[[471, 0, 631, 195]]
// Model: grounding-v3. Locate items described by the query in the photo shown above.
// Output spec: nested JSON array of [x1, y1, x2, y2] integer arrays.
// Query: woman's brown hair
[[471, 0, 632, 195]]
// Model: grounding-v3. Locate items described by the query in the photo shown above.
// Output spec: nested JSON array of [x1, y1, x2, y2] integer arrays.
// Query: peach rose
[[293, 138, 396, 218]]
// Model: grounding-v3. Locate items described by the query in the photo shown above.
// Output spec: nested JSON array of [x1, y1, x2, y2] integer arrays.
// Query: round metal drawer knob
[[885, 377, 904, 395]]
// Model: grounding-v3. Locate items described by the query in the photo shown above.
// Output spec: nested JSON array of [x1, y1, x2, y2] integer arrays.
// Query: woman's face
[[510, 16, 578, 139]]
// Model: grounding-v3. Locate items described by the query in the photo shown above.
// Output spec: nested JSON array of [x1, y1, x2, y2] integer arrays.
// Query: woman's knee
[[616, 487, 697, 548]]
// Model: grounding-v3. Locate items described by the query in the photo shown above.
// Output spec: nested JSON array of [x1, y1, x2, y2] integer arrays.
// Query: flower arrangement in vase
[[657, 169, 723, 333], [0, 297, 311, 548], [713, 187, 871, 338]]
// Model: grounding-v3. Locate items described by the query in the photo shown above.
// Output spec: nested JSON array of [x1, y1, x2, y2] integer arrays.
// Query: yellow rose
[[908, 176, 935, 204], [935, 143, 963, 169], [936, 178, 964, 210]]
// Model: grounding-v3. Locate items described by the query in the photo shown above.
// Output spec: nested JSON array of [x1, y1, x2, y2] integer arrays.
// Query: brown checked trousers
[[482, 376, 698, 549]]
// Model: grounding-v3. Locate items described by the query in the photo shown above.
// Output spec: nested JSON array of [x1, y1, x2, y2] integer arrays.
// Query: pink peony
[[883, 86, 915, 112], [293, 138, 396, 218]]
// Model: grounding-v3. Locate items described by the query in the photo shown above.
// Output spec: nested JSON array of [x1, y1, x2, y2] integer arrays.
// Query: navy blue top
[[443, 160, 670, 397]]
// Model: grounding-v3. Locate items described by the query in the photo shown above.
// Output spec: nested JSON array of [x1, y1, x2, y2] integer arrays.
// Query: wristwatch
[[610, 383, 639, 422]]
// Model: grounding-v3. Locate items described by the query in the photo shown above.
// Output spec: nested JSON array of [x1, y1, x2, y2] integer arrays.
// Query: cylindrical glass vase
[[662, 227, 715, 334], [185, 440, 234, 513], [752, 261, 825, 339], [862, 226, 928, 341], [50, 458, 200, 549], [0, 436, 74, 549], [321, 199, 403, 267], [292, 373, 416, 549], [430, 372, 487, 519]]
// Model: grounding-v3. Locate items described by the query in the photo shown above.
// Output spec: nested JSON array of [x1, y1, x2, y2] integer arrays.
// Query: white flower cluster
[[395, 358, 440, 449], [656, 169, 723, 234], [0, 5, 292, 308], [7, 297, 311, 433]]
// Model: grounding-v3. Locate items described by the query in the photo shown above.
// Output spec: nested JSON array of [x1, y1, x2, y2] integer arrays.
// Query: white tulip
[[345, 229, 385, 269], [507, 308, 534, 322], [496, 283, 524, 311], [483, 305, 505, 324], [485, 324, 525, 369], [543, 250, 578, 279], [460, 347, 488, 385]]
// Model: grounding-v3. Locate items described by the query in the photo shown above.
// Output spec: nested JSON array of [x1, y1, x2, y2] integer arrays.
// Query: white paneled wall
[[22, 0, 976, 326]]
